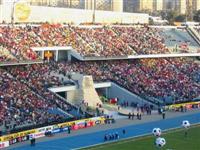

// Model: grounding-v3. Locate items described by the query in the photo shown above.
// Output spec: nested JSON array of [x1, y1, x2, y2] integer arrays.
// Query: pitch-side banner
[[0, 116, 105, 144], [165, 101, 200, 110], [0, 141, 9, 149]]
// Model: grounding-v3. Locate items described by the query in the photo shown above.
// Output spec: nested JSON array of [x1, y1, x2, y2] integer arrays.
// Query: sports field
[[84, 125, 200, 150]]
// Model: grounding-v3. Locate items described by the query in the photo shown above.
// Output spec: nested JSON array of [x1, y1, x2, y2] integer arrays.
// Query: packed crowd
[[0, 69, 66, 131], [71, 26, 134, 56], [167, 58, 200, 83], [6, 63, 80, 116], [55, 58, 200, 103], [0, 57, 199, 133], [0, 26, 38, 61], [0, 64, 85, 133], [0, 24, 71, 62], [0, 24, 200, 134], [112, 26, 169, 54], [6, 58, 200, 104], [0, 24, 185, 62], [0, 46, 16, 62]]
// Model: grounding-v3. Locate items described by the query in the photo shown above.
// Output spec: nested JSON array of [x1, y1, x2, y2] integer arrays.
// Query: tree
[[166, 11, 178, 25], [175, 15, 186, 22], [160, 11, 168, 20], [160, 11, 178, 25], [149, 18, 154, 25], [193, 10, 200, 22]]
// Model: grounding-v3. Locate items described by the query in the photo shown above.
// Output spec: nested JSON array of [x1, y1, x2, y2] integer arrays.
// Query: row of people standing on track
[[128, 112, 142, 120], [104, 132, 119, 141]]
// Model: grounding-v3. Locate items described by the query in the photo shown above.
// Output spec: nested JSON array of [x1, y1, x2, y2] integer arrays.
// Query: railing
[[186, 27, 200, 47], [0, 59, 43, 66], [0, 117, 74, 136]]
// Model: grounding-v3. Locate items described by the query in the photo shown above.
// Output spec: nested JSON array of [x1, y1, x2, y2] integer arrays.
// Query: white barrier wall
[[0, 4, 149, 24]]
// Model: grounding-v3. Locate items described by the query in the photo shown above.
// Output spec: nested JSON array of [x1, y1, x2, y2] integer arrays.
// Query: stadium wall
[[0, 4, 149, 24], [108, 82, 156, 107]]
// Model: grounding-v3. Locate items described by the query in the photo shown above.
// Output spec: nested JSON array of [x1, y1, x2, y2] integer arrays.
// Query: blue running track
[[12, 112, 200, 150]]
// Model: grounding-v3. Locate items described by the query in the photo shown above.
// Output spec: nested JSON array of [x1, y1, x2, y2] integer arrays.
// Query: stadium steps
[[47, 108, 73, 118], [110, 26, 138, 55], [67, 75, 102, 108], [55, 93, 93, 117], [186, 27, 200, 47], [69, 27, 97, 55]]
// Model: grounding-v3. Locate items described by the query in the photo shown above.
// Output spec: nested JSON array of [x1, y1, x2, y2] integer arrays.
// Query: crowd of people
[[104, 132, 119, 141], [55, 58, 200, 103], [0, 69, 66, 132], [0, 63, 89, 134], [71, 26, 134, 56], [0, 24, 200, 135], [5, 57, 199, 105], [0, 46, 16, 62], [0, 24, 190, 62], [0, 58, 199, 134], [58, 59, 200, 101], [0, 24, 73, 62], [112, 26, 170, 54]]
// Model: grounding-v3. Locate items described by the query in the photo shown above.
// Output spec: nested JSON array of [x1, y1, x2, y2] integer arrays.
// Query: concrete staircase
[[186, 27, 200, 46], [67, 74, 102, 108]]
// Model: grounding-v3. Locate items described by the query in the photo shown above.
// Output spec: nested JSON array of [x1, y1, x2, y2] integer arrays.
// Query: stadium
[[0, 0, 200, 150]]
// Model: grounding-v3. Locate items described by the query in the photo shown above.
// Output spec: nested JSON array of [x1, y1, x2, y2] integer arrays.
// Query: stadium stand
[[159, 28, 199, 52], [0, 24, 200, 137], [0, 69, 66, 132], [0, 46, 17, 62], [5, 58, 200, 105], [1, 24, 199, 62], [57, 59, 200, 103], [70, 26, 134, 56], [111, 26, 169, 54], [0, 64, 90, 134]]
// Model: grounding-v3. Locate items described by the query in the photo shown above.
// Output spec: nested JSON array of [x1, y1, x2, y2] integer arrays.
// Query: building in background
[[123, 0, 154, 13], [163, 0, 176, 11], [163, 0, 200, 14], [175, 0, 187, 14], [5, 0, 200, 14], [153, 0, 164, 11], [139, 0, 154, 12], [27, 0, 157, 13], [192, 0, 200, 11], [123, 0, 138, 12], [28, 0, 115, 11]]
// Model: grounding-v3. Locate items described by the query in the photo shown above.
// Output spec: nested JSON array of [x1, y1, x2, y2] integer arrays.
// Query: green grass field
[[84, 125, 200, 150]]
